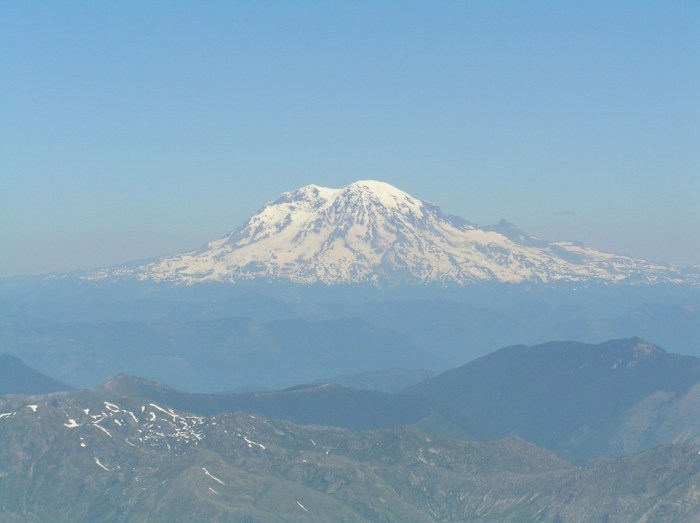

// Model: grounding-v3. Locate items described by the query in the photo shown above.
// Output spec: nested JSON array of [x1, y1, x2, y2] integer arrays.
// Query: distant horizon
[[2, 3, 698, 275]]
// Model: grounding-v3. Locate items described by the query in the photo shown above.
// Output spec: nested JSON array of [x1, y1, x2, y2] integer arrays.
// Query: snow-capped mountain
[[87, 180, 691, 286]]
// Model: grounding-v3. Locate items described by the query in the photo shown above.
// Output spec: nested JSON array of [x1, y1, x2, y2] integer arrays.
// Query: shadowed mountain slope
[[0, 354, 72, 395], [101, 374, 478, 438]]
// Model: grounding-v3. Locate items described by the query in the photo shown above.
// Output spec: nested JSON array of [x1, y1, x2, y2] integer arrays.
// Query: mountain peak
[[348, 179, 396, 189], [339, 180, 424, 215], [101, 374, 178, 397], [345, 179, 412, 198], [278, 183, 340, 203], [628, 338, 665, 357], [278, 180, 423, 215]]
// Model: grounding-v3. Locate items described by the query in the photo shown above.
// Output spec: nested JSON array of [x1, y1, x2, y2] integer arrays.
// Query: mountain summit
[[88, 180, 689, 286]]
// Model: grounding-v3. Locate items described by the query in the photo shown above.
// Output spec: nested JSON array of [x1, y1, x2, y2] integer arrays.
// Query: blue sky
[[2, 1, 699, 276]]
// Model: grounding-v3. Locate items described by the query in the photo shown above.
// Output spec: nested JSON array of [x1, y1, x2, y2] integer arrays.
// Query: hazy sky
[[2, 1, 699, 276]]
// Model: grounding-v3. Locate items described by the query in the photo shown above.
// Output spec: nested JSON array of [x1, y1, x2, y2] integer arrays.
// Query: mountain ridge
[[3, 385, 700, 522], [99, 374, 479, 437], [404, 337, 700, 461]]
